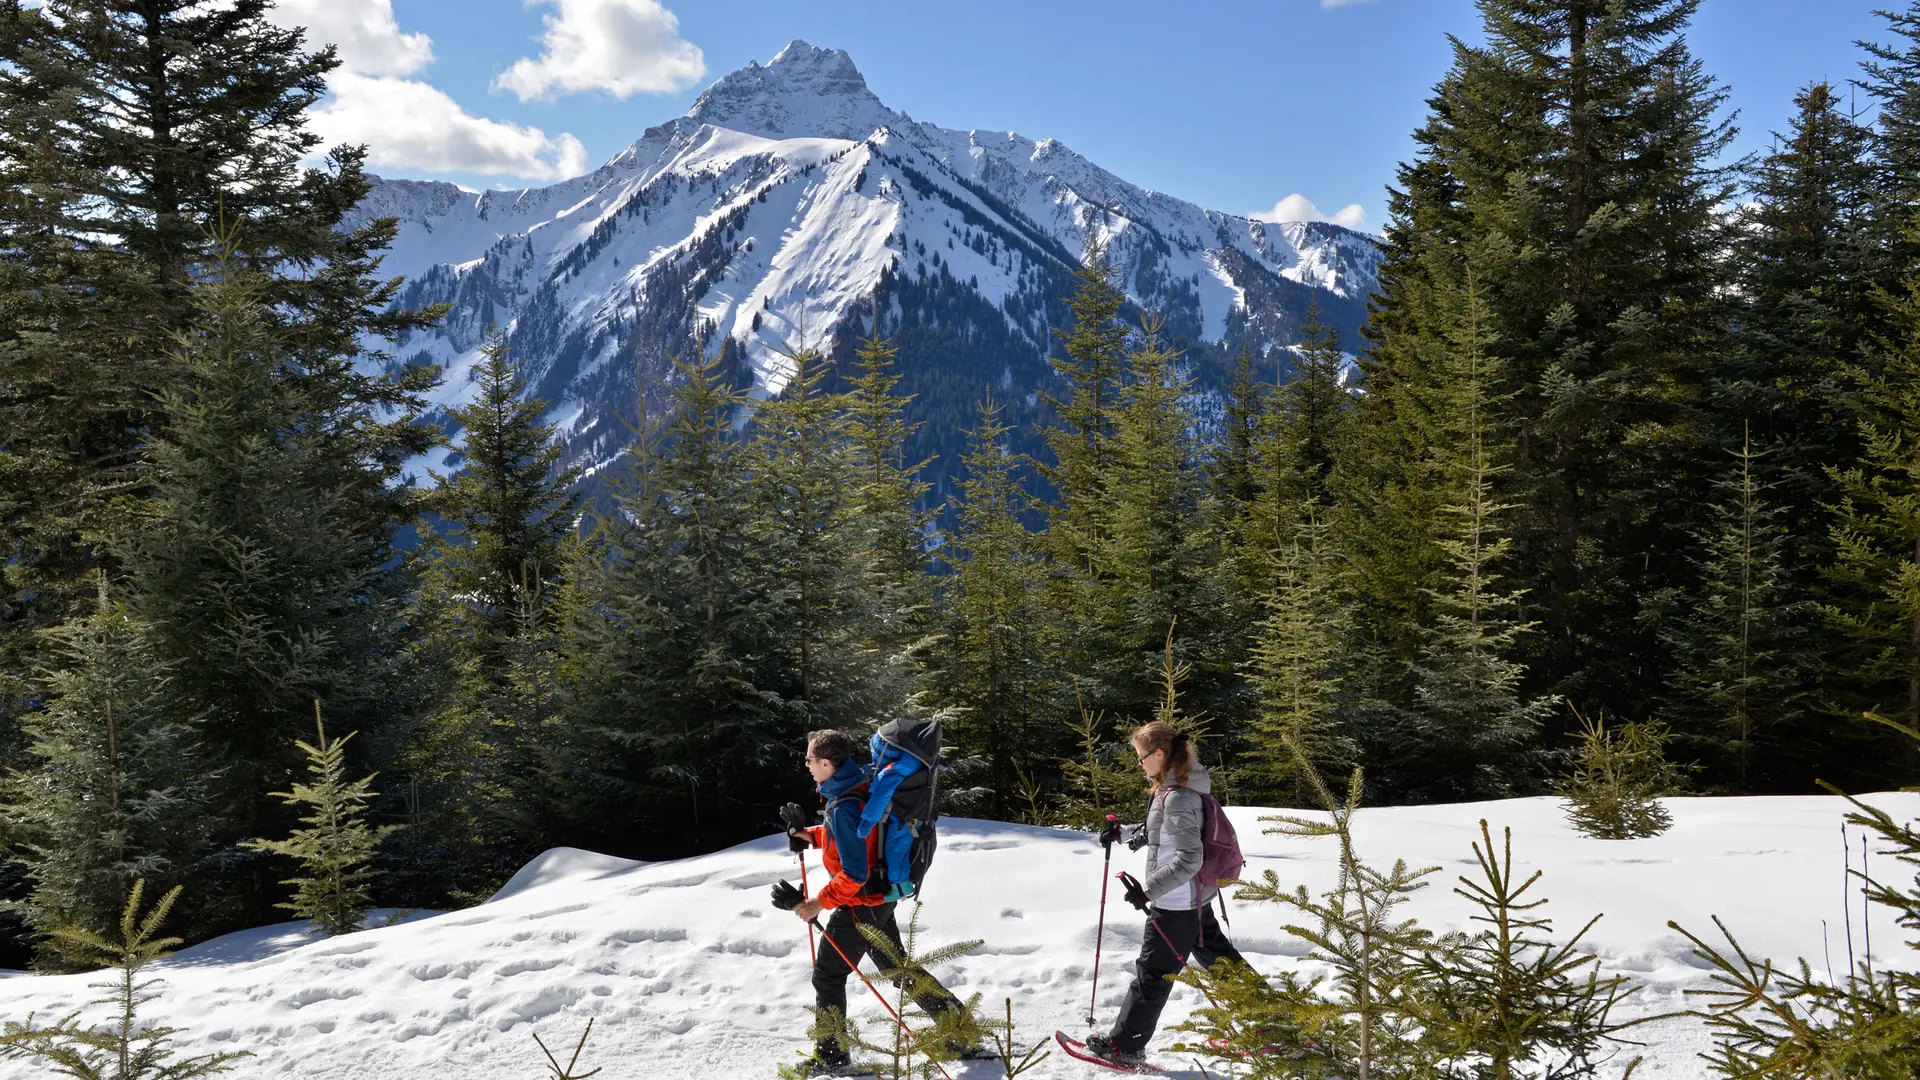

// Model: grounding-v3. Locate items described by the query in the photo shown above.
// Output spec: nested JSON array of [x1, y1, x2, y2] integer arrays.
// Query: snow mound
[[0, 795, 1914, 1079]]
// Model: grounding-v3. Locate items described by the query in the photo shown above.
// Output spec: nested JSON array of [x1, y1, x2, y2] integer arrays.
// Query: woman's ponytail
[[1130, 721, 1195, 792]]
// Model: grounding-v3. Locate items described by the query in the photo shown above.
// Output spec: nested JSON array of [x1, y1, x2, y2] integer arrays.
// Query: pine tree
[[751, 347, 875, 726], [0, 0, 437, 736], [421, 330, 583, 643], [1211, 346, 1265, 519], [1091, 321, 1215, 726], [1724, 81, 1876, 566], [1650, 429, 1816, 790], [938, 398, 1055, 821], [1362, 0, 1735, 721], [1406, 273, 1553, 800], [244, 705, 403, 936], [113, 245, 426, 929], [1219, 762, 1442, 1080], [582, 351, 782, 849], [0, 880, 249, 1078], [1824, 254, 1920, 780], [1041, 245, 1129, 576], [2, 600, 209, 969], [1860, 3, 1920, 288], [1276, 306, 1351, 514], [405, 330, 582, 892], [843, 330, 935, 656], [1246, 520, 1354, 807]]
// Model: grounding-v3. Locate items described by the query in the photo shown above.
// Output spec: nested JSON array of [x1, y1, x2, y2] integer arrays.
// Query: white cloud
[[1252, 193, 1370, 231], [268, 0, 591, 183], [267, 0, 431, 77], [494, 0, 706, 102], [309, 73, 588, 181], [1321, 0, 1372, 7]]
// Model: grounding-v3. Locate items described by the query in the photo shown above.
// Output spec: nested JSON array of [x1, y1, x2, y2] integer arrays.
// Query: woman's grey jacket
[[1137, 761, 1215, 908]]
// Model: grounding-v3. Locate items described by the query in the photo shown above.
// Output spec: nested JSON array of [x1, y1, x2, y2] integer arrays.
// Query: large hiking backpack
[[859, 716, 942, 902], [1194, 791, 1245, 893]]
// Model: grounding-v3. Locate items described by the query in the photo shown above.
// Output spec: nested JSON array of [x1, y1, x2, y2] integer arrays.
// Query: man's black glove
[[780, 802, 811, 852], [1118, 871, 1150, 913], [771, 879, 804, 911], [1125, 824, 1148, 851], [1099, 817, 1122, 852]]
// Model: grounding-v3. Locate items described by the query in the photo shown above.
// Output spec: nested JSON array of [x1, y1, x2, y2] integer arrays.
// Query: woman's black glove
[[780, 802, 811, 851], [771, 879, 804, 911], [1099, 817, 1122, 851], [1118, 871, 1150, 913]]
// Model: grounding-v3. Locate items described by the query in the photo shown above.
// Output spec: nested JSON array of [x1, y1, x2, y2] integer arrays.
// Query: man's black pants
[[812, 901, 962, 1057], [1108, 903, 1246, 1055]]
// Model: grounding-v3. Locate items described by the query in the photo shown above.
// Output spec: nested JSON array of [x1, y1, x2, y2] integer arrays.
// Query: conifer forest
[[3, 0, 1920, 1075]]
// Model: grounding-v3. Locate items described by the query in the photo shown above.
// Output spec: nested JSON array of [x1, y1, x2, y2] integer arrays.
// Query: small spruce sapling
[[853, 906, 985, 1080], [1184, 728, 1439, 1080], [1669, 712, 1920, 1078], [244, 701, 403, 935], [1056, 680, 1138, 829], [1412, 821, 1655, 1080], [1556, 704, 1685, 840], [0, 880, 249, 1079], [984, 997, 1050, 1078], [531, 1018, 602, 1079]]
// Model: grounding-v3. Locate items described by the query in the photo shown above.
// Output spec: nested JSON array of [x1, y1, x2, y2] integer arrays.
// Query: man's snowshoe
[[1053, 1031, 1160, 1073]]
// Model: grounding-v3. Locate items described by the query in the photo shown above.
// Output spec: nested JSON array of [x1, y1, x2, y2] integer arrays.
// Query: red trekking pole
[[809, 915, 955, 1080], [798, 853, 816, 963], [1088, 814, 1118, 1029]]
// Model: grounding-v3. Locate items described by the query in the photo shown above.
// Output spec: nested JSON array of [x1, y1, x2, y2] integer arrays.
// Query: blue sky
[[279, 0, 1894, 231]]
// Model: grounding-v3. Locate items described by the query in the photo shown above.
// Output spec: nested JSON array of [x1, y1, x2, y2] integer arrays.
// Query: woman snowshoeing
[[1083, 721, 1252, 1069]]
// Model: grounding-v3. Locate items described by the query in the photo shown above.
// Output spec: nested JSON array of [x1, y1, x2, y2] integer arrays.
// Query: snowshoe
[[1054, 1031, 1160, 1073]]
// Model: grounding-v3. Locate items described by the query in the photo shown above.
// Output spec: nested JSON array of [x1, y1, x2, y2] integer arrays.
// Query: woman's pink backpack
[[1195, 792, 1245, 891]]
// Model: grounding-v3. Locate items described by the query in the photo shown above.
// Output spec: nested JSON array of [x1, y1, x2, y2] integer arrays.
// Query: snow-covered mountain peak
[[352, 40, 1388, 487], [685, 39, 897, 142]]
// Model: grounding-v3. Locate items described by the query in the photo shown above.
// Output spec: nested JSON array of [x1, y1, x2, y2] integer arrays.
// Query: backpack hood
[[875, 716, 940, 768]]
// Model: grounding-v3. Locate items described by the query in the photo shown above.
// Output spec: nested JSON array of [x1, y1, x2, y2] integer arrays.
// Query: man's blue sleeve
[[858, 751, 922, 838], [830, 797, 868, 884]]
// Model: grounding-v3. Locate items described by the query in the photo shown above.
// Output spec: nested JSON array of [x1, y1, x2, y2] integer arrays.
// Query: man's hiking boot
[[946, 1039, 997, 1060], [796, 1056, 869, 1078], [1084, 1034, 1147, 1068], [797, 1043, 866, 1078]]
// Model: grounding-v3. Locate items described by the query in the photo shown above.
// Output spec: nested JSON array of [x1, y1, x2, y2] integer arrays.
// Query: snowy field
[[1, 793, 1915, 1079]]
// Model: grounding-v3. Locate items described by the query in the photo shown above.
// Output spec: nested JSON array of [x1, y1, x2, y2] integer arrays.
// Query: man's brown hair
[[807, 729, 854, 768]]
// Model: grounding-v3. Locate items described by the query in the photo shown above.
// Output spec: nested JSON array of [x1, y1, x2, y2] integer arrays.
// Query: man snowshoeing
[[775, 728, 983, 1077]]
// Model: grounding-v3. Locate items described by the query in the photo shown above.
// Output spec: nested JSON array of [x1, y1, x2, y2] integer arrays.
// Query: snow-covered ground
[[1, 794, 1915, 1078]]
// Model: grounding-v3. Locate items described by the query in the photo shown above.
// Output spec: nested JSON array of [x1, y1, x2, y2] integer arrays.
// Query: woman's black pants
[[1108, 903, 1246, 1055]]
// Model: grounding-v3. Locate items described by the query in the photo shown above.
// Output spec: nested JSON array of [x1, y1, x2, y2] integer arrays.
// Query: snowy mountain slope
[[1, 794, 1913, 1079], [350, 41, 1384, 487]]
